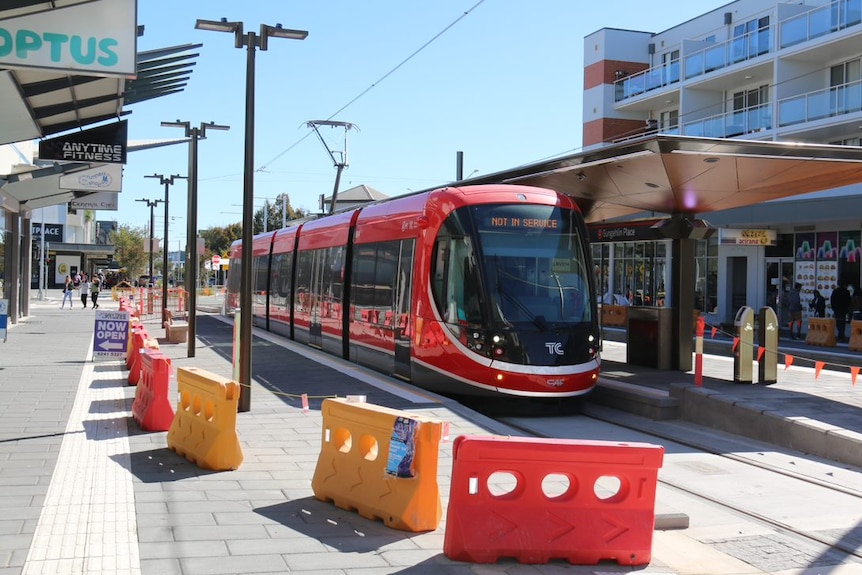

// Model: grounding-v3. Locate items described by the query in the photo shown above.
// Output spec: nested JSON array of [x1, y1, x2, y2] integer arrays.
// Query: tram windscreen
[[474, 204, 592, 327], [432, 203, 593, 333]]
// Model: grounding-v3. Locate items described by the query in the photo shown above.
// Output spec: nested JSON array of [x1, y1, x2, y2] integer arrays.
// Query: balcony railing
[[682, 103, 772, 138], [778, 79, 862, 126], [614, 62, 680, 102], [780, 0, 862, 48], [684, 26, 773, 81]]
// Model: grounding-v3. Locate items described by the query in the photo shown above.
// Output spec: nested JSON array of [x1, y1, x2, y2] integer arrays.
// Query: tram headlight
[[491, 334, 504, 344]]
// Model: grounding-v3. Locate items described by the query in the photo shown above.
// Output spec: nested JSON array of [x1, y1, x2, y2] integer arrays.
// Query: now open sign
[[93, 309, 130, 358]]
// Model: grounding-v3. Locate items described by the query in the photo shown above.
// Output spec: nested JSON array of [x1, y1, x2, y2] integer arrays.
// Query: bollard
[[733, 306, 754, 384], [757, 306, 778, 384], [694, 315, 704, 387]]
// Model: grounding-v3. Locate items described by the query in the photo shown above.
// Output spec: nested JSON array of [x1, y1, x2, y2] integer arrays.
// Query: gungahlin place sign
[[38, 120, 127, 164]]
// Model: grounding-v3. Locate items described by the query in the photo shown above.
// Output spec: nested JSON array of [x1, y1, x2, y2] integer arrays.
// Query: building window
[[695, 237, 718, 314], [830, 58, 862, 116], [660, 109, 679, 133]]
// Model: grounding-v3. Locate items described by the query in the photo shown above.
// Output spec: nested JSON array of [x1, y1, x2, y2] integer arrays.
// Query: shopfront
[[766, 230, 862, 325], [590, 219, 720, 316]]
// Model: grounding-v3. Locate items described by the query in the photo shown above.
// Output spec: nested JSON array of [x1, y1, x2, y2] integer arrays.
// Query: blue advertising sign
[[93, 309, 129, 358], [0, 299, 7, 342]]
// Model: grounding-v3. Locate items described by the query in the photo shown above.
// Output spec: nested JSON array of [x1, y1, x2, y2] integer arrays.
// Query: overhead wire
[[257, 0, 487, 173]]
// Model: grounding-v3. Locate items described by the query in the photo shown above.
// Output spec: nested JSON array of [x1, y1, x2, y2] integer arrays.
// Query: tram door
[[394, 241, 415, 381], [766, 259, 794, 329]]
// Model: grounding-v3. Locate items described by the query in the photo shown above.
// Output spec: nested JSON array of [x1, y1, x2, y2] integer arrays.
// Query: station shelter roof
[[458, 135, 862, 223]]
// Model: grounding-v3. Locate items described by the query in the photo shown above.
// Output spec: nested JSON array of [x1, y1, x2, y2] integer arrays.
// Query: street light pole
[[135, 198, 165, 288], [196, 18, 307, 412], [161, 120, 229, 358], [145, 173, 186, 322]]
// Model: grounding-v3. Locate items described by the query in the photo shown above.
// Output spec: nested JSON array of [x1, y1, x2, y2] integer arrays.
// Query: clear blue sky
[[122, 0, 731, 248]]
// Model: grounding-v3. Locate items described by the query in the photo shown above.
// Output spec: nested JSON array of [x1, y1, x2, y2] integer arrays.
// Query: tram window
[[321, 246, 344, 306], [295, 252, 313, 311], [373, 243, 397, 308], [275, 253, 292, 299], [253, 255, 269, 300], [350, 241, 400, 317], [395, 240, 414, 319]]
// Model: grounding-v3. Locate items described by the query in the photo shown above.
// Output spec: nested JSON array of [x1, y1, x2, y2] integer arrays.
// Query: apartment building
[[585, 0, 862, 329]]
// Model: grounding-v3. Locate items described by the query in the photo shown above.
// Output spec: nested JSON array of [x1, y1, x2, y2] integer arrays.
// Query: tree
[[253, 193, 309, 234], [109, 224, 148, 279], [200, 223, 242, 259]]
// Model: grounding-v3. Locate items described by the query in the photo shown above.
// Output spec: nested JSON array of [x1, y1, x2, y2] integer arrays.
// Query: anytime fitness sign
[[39, 121, 127, 164], [0, 0, 136, 77]]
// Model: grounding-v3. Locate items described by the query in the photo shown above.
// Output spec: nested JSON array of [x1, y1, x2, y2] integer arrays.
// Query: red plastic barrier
[[443, 435, 664, 566], [127, 330, 155, 385], [132, 350, 175, 431]]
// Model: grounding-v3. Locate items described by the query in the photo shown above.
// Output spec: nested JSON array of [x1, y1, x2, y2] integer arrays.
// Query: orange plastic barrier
[[132, 350, 176, 432], [311, 398, 443, 532], [849, 320, 862, 352], [444, 435, 664, 565], [805, 318, 836, 347], [601, 305, 627, 327], [166, 367, 243, 471]]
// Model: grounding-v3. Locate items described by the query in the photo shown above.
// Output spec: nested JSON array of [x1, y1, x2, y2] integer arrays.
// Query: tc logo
[[545, 342, 564, 355]]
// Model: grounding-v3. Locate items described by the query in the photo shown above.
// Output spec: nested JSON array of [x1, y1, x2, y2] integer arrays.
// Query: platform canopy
[[461, 135, 862, 222]]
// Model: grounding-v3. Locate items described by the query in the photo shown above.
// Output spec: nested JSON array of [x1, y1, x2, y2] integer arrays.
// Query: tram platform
[[597, 326, 862, 468], [2, 291, 862, 574]]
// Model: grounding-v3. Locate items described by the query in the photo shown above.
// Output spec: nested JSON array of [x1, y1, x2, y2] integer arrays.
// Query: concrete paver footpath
[[1, 291, 862, 574]]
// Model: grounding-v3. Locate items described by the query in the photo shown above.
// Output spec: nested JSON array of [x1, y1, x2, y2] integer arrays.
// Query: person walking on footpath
[[60, 274, 74, 309], [79, 274, 90, 309], [788, 282, 804, 339], [831, 281, 851, 342], [810, 289, 826, 318], [90, 277, 101, 309]]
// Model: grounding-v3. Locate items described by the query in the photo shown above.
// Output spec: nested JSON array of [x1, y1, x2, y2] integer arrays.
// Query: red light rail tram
[[227, 184, 600, 399]]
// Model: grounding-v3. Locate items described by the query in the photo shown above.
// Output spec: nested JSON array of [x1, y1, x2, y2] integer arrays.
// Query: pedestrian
[[90, 277, 100, 309], [809, 289, 826, 318], [79, 275, 90, 309], [787, 282, 803, 339], [831, 281, 851, 341], [60, 274, 74, 309]]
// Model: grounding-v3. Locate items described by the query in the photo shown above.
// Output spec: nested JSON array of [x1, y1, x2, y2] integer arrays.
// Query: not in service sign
[[93, 310, 130, 358]]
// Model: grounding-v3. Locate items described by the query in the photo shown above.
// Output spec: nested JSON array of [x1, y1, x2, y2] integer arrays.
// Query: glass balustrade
[[778, 80, 862, 126]]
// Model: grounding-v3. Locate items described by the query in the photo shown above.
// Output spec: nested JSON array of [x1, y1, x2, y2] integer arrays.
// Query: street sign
[[212, 255, 221, 266], [93, 309, 130, 358], [0, 299, 7, 342]]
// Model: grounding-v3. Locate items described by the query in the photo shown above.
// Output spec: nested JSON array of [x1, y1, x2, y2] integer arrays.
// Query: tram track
[[489, 404, 862, 569]]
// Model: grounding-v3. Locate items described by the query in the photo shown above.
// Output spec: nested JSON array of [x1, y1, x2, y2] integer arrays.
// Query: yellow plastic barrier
[[311, 398, 443, 532], [805, 318, 836, 347], [849, 319, 862, 352], [167, 367, 243, 471]]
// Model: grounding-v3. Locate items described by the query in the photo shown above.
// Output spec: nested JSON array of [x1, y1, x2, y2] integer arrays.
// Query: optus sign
[[0, 0, 136, 78]]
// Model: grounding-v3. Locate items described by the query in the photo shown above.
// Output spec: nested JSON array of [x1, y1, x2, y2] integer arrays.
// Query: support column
[[671, 236, 695, 371], [8, 213, 19, 324], [21, 214, 31, 317]]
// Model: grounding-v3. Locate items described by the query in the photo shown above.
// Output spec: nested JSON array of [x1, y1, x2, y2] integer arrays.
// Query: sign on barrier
[[93, 309, 130, 358]]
